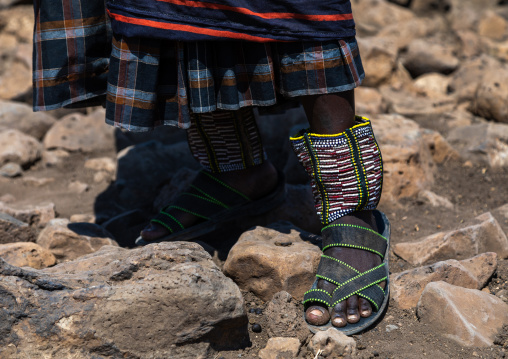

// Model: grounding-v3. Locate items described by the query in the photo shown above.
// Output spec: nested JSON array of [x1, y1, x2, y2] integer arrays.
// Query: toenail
[[347, 314, 359, 321], [310, 309, 324, 317], [361, 310, 370, 317], [332, 317, 346, 326]]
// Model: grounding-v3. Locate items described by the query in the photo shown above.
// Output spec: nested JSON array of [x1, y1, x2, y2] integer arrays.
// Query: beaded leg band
[[290, 117, 383, 225], [187, 107, 266, 173]]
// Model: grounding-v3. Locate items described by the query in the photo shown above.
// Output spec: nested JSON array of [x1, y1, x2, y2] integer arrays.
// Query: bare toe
[[305, 305, 331, 326], [359, 297, 372, 318], [330, 301, 348, 328], [140, 222, 170, 241], [346, 296, 360, 324]]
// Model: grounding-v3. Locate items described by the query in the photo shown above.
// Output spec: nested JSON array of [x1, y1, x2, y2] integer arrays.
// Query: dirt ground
[[2, 120, 508, 358]]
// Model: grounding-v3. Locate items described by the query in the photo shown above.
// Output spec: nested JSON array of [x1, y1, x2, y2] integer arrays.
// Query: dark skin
[[141, 89, 385, 328]]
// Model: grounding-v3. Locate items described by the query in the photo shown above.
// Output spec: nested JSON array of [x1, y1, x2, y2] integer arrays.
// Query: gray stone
[[447, 123, 508, 168], [0, 242, 248, 358], [0, 202, 55, 228], [402, 38, 459, 77], [0, 100, 56, 140], [308, 328, 356, 358], [393, 212, 508, 266], [0, 162, 22, 177], [223, 222, 321, 301], [492, 204, 508, 238], [37, 219, 118, 262], [43, 110, 115, 152], [0, 129, 42, 167], [417, 281, 508, 347], [0, 212, 36, 244]]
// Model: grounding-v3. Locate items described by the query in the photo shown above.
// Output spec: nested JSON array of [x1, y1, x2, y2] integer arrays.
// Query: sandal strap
[[315, 255, 361, 287], [151, 170, 251, 230], [303, 289, 332, 307], [331, 263, 388, 309], [321, 224, 388, 259]]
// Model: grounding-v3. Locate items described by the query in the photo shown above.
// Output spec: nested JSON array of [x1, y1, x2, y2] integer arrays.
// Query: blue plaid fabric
[[33, 0, 364, 131]]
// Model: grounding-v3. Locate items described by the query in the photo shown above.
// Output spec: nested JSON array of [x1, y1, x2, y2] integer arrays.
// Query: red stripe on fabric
[[107, 10, 279, 42], [157, 0, 354, 21]]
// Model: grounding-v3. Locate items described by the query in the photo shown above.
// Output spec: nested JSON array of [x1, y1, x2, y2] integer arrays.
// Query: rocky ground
[[1, 0, 508, 358]]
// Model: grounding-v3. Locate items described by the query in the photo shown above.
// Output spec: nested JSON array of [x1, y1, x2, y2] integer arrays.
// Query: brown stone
[[43, 110, 115, 152], [356, 37, 397, 87], [308, 328, 356, 358], [0, 100, 56, 140], [0, 129, 43, 167], [258, 337, 301, 359], [0, 242, 56, 269], [393, 212, 508, 266], [448, 55, 500, 102], [417, 190, 454, 209], [0, 213, 36, 244], [417, 281, 508, 347], [391, 259, 478, 309], [352, 0, 414, 36], [422, 130, 461, 165], [0, 201, 55, 228], [84, 157, 116, 173], [459, 252, 498, 289], [0, 242, 248, 358], [380, 87, 456, 119], [223, 222, 321, 301], [478, 10, 507, 41], [356, 87, 386, 115], [402, 38, 459, 77], [265, 291, 310, 343], [474, 66, 508, 123], [371, 114, 436, 204], [37, 219, 118, 262], [414, 73, 450, 98]]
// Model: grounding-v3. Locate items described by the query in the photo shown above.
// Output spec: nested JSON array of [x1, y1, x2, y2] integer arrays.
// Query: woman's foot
[[305, 210, 386, 327], [140, 161, 279, 242]]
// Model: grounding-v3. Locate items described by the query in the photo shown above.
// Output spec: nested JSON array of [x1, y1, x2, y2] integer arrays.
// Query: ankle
[[327, 210, 378, 232]]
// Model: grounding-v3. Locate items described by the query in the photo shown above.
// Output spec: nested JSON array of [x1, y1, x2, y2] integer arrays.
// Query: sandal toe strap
[[331, 263, 388, 310]]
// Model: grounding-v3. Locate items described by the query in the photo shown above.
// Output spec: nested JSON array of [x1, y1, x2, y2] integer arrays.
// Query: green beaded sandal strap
[[321, 224, 388, 259]]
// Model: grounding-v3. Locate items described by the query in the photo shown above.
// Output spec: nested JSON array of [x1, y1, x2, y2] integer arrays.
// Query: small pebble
[[385, 324, 399, 332], [255, 308, 263, 315], [249, 308, 255, 313], [0, 163, 22, 178], [251, 323, 262, 333], [373, 351, 379, 357]]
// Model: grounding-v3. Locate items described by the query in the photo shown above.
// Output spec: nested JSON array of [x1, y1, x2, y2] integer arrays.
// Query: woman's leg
[[141, 107, 278, 241], [296, 89, 385, 327]]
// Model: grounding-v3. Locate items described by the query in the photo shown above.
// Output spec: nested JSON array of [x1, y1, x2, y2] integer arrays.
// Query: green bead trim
[[201, 171, 251, 201], [331, 275, 387, 308], [304, 288, 332, 296], [321, 223, 387, 241], [150, 219, 174, 234], [320, 255, 384, 292], [332, 263, 385, 293], [323, 243, 384, 259], [302, 298, 332, 306], [168, 206, 210, 220], [315, 275, 341, 287], [159, 211, 185, 230], [321, 255, 358, 273], [190, 185, 230, 209], [358, 292, 380, 312], [181, 192, 229, 209]]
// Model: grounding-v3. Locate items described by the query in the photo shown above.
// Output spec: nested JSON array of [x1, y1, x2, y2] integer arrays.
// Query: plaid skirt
[[33, 2, 365, 131]]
